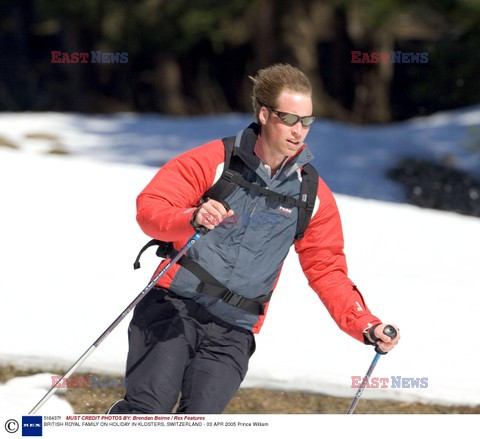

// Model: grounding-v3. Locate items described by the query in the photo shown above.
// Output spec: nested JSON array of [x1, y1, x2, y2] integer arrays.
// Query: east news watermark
[[351, 51, 428, 64], [51, 375, 127, 389], [51, 51, 128, 64], [192, 204, 296, 228], [351, 376, 429, 388]]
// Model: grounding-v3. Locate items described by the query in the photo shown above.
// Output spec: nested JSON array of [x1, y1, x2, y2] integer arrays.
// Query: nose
[[291, 120, 303, 137]]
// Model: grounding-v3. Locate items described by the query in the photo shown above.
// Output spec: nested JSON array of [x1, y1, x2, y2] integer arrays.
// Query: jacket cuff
[[189, 206, 209, 235], [362, 322, 382, 345]]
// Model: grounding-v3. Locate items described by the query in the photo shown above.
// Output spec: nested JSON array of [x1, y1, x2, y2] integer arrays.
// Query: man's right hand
[[193, 199, 234, 231]]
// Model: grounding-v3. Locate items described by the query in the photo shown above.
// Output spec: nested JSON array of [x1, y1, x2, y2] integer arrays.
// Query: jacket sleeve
[[294, 177, 381, 343], [136, 140, 225, 243]]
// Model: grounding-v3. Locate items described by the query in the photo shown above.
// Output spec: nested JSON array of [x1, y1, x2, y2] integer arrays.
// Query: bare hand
[[193, 199, 234, 231], [372, 324, 400, 353]]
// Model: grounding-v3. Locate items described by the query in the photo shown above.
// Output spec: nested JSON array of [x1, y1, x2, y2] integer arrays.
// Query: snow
[[0, 109, 479, 419], [0, 374, 73, 414], [1, 105, 480, 202]]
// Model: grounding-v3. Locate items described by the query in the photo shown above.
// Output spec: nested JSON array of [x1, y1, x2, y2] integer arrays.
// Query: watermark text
[[351, 51, 428, 64], [51, 51, 128, 64], [351, 376, 429, 388], [51, 375, 127, 389]]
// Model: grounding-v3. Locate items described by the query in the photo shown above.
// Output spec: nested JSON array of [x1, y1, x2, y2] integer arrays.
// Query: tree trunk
[[351, 30, 394, 123], [281, 0, 349, 120], [59, 17, 88, 112], [194, 61, 230, 114], [248, 0, 280, 69], [154, 53, 186, 114]]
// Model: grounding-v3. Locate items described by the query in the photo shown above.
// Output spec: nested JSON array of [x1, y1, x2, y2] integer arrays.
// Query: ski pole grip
[[383, 325, 397, 339], [193, 198, 232, 235], [197, 226, 211, 235], [374, 325, 398, 355]]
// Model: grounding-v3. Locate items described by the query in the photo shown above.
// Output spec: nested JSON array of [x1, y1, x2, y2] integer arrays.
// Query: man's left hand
[[370, 324, 400, 353]]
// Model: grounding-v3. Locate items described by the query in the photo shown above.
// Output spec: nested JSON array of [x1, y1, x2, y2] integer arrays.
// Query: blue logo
[[22, 416, 42, 436]]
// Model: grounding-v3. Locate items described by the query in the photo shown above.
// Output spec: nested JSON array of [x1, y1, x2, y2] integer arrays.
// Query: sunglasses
[[259, 101, 315, 127]]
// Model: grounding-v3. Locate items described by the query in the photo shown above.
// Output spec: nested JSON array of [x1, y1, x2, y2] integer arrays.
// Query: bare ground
[[3, 365, 478, 414]]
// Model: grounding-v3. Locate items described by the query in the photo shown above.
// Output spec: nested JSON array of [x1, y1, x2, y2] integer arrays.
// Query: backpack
[[203, 134, 318, 240], [133, 132, 319, 315]]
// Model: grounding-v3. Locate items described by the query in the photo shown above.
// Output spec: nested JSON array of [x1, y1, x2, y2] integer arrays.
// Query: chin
[[285, 145, 300, 155]]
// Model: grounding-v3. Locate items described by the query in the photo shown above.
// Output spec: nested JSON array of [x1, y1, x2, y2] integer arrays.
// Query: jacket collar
[[233, 123, 315, 181]]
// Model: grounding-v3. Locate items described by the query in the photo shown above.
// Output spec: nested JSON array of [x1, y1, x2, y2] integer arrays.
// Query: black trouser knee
[[110, 288, 255, 414]]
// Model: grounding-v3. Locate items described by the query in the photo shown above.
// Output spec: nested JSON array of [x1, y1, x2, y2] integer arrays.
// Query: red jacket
[[136, 128, 381, 342]]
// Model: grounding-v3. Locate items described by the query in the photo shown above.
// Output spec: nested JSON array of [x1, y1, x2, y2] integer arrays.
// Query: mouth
[[286, 139, 301, 150]]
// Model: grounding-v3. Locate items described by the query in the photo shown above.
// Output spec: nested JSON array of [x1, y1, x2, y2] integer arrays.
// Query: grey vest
[[168, 124, 316, 331]]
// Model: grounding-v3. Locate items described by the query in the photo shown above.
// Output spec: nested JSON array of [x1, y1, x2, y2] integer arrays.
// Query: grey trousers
[[109, 287, 255, 414]]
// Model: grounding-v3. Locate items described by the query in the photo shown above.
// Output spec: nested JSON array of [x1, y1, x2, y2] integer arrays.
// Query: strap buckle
[[223, 171, 234, 183], [222, 290, 244, 307]]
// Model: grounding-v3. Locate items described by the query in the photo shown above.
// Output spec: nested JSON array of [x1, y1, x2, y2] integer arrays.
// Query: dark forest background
[[1, 0, 479, 124]]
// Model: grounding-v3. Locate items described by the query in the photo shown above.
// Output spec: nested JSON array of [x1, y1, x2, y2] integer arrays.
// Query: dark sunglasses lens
[[280, 113, 299, 125], [278, 112, 315, 127], [301, 116, 315, 127]]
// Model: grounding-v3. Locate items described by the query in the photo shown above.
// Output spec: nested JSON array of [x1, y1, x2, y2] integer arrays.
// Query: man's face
[[259, 90, 313, 158]]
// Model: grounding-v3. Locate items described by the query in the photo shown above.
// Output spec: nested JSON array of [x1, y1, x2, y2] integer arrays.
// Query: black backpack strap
[[133, 238, 270, 315], [222, 170, 308, 208], [202, 135, 237, 203], [295, 163, 318, 240], [204, 132, 314, 213], [178, 257, 271, 315], [133, 239, 176, 270]]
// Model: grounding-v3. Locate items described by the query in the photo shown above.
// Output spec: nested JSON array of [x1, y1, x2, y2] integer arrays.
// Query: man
[[109, 63, 400, 414]]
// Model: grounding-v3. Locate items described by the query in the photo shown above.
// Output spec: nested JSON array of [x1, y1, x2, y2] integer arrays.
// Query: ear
[[258, 106, 269, 125]]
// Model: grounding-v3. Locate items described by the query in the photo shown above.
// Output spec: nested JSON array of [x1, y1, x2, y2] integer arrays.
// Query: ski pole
[[346, 325, 398, 414], [29, 231, 205, 414]]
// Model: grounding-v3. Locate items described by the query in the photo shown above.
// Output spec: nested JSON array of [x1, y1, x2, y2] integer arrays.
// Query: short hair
[[249, 63, 312, 123]]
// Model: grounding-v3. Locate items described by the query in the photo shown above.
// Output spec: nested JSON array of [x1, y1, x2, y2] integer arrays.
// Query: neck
[[254, 138, 286, 176]]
